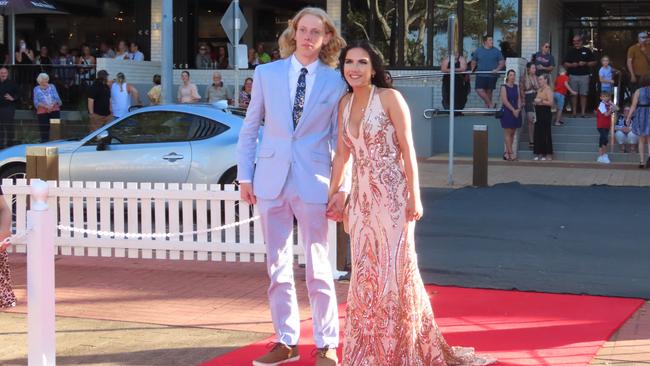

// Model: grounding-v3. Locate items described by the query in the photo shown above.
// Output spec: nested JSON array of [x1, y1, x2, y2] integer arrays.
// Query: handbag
[[494, 107, 504, 119]]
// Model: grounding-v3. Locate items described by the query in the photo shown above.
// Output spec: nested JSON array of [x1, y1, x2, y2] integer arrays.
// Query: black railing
[[6, 64, 96, 111]]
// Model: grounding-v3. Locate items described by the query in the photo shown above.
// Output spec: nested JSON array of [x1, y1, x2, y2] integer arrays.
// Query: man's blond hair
[[278, 7, 346, 68]]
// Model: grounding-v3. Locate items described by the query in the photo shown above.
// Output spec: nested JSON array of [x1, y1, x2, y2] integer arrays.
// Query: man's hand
[[632, 75, 638, 83], [326, 191, 346, 221], [240, 182, 256, 205]]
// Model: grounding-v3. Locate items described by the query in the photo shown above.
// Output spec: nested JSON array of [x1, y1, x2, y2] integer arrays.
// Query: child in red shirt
[[596, 91, 618, 163], [553, 66, 577, 126]]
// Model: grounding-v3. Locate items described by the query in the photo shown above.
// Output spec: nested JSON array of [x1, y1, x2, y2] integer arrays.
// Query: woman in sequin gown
[[0, 187, 16, 309], [328, 42, 496, 366]]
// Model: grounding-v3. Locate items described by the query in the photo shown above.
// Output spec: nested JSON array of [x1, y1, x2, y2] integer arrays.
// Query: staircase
[[517, 116, 640, 163]]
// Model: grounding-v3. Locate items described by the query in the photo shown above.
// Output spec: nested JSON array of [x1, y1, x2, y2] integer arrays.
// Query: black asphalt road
[[415, 183, 650, 299]]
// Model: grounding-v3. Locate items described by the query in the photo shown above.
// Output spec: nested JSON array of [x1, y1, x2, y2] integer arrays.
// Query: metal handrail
[[393, 70, 507, 80], [423, 107, 500, 119]]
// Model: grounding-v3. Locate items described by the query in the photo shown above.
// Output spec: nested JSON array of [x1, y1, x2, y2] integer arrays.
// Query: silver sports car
[[0, 104, 244, 184]]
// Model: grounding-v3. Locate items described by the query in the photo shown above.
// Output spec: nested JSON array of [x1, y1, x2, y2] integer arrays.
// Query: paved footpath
[[1, 161, 648, 365]]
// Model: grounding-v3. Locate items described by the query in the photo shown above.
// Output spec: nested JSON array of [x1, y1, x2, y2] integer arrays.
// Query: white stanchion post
[[27, 179, 56, 366]]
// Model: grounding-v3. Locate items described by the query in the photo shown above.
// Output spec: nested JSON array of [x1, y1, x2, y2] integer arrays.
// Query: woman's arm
[[328, 95, 352, 198], [382, 89, 422, 221], [440, 57, 450, 73], [128, 84, 142, 105], [191, 84, 201, 102], [627, 91, 640, 123], [0, 194, 11, 250], [458, 56, 468, 72]]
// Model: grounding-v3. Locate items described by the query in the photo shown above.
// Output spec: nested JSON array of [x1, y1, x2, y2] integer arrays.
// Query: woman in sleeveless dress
[[499, 69, 522, 161], [522, 62, 539, 149], [328, 41, 496, 366], [627, 73, 650, 168], [0, 186, 17, 310]]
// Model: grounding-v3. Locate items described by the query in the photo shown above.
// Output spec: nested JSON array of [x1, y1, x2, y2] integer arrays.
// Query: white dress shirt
[[289, 54, 320, 110]]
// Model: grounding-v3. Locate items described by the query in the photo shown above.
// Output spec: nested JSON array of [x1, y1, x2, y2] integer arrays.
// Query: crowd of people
[[195, 41, 282, 70], [491, 31, 650, 167]]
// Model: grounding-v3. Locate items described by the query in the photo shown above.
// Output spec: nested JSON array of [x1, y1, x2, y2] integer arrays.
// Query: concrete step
[[520, 133, 600, 144], [550, 142, 604, 152], [517, 150, 644, 163]]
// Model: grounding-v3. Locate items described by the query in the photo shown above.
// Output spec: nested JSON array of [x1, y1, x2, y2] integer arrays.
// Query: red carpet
[[202, 285, 644, 366]]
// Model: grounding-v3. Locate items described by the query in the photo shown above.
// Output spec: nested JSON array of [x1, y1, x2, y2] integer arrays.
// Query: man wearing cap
[[627, 31, 650, 92]]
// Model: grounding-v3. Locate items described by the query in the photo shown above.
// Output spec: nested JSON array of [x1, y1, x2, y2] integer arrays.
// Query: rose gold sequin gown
[[341, 87, 496, 366]]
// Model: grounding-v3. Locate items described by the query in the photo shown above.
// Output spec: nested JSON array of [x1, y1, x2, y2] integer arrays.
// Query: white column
[[27, 180, 56, 366]]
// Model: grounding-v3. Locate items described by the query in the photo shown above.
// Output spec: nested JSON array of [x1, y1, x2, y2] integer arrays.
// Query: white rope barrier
[[55, 215, 260, 239]]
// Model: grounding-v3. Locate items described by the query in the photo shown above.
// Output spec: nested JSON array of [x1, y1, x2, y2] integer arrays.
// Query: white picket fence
[[2, 179, 338, 266]]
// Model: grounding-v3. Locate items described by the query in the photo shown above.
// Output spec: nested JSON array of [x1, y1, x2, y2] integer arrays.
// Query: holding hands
[[326, 191, 346, 221]]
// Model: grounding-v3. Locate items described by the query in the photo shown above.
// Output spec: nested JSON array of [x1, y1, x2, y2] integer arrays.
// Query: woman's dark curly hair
[[339, 41, 392, 92]]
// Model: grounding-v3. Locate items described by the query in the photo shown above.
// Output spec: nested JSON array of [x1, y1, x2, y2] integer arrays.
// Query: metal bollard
[[26, 146, 59, 181], [472, 125, 488, 187], [27, 179, 56, 366]]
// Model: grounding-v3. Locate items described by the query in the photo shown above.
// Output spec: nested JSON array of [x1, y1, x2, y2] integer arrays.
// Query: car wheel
[[218, 166, 237, 185], [0, 164, 27, 181]]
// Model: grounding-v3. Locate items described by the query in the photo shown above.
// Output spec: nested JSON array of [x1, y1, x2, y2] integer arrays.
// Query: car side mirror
[[96, 130, 110, 151]]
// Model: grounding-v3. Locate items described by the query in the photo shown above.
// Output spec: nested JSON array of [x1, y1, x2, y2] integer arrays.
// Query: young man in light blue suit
[[236, 7, 347, 366]]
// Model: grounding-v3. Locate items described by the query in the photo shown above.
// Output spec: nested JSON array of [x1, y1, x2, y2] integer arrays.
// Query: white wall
[[539, 0, 564, 73]]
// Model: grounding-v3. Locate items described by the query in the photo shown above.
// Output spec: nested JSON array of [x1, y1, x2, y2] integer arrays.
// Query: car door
[[68, 111, 193, 183]]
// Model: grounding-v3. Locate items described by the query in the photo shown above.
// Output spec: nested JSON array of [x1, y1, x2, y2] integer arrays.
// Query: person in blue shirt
[[471, 35, 505, 109], [599, 55, 616, 94]]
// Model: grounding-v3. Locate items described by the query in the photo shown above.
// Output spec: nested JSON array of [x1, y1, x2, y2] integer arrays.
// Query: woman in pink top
[[177, 71, 201, 103]]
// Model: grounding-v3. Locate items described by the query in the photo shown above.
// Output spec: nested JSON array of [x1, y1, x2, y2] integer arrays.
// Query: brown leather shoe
[[313, 347, 338, 366], [252, 342, 300, 366]]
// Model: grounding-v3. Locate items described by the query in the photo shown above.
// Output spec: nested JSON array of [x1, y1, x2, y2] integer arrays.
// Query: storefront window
[[13, 0, 138, 58], [347, 0, 520, 68], [343, 0, 396, 65], [495, 0, 519, 57], [463, 0, 488, 60], [405, 0, 430, 66], [433, 0, 457, 64]]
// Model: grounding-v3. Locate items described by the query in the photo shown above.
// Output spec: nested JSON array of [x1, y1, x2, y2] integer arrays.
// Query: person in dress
[[238, 77, 252, 109], [533, 74, 554, 161], [626, 73, 650, 168], [500, 69, 522, 161], [522, 62, 539, 149], [32, 73, 62, 142], [177, 71, 200, 104], [110, 72, 141, 119], [0, 186, 16, 310], [328, 40, 496, 366]]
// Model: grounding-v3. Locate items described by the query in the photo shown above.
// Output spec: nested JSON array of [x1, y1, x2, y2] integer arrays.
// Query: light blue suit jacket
[[237, 57, 347, 204]]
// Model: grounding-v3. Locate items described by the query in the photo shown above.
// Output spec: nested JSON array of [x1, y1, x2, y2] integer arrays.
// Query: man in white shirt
[[129, 42, 145, 61]]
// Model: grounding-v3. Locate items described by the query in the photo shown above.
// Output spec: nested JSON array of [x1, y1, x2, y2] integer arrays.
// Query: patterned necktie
[[292, 67, 308, 129]]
